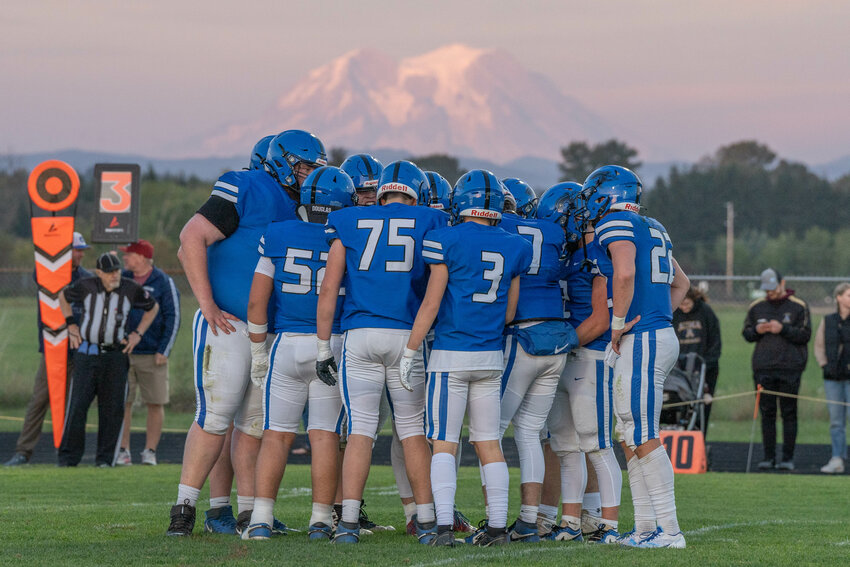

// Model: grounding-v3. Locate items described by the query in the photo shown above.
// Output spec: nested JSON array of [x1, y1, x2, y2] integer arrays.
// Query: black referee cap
[[96, 253, 122, 273]]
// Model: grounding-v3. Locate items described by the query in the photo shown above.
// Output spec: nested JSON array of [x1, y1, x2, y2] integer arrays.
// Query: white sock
[[417, 503, 436, 524], [403, 501, 417, 524], [587, 449, 622, 509], [582, 491, 602, 517], [538, 504, 558, 524], [176, 484, 201, 508], [560, 514, 581, 531], [626, 455, 656, 534], [391, 434, 414, 499], [341, 499, 360, 525], [251, 497, 274, 526], [639, 446, 680, 534], [482, 462, 509, 529], [559, 451, 587, 505], [520, 504, 537, 524], [310, 502, 334, 527], [430, 452, 457, 526], [209, 496, 231, 509], [237, 495, 254, 515]]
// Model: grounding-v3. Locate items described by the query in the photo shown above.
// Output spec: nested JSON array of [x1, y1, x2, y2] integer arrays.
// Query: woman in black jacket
[[672, 286, 721, 438], [814, 282, 850, 474]]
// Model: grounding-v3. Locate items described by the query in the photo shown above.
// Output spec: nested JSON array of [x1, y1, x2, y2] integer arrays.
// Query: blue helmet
[[423, 171, 452, 211], [377, 160, 428, 203], [250, 135, 274, 170], [265, 129, 327, 189], [502, 178, 538, 218], [502, 181, 517, 214], [298, 166, 356, 223], [581, 165, 642, 224], [340, 154, 384, 192], [451, 169, 504, 224], [537, 182, 584, 250]]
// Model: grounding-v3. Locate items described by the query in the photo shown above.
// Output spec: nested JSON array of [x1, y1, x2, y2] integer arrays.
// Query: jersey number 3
[[473, 251, 505, 303]]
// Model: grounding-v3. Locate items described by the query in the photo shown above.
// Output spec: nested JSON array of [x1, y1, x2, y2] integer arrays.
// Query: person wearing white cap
[[4, 232, 93, 466], [742, 268, 811, 471]]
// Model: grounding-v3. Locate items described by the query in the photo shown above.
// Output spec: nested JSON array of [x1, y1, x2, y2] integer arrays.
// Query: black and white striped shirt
[[63, 277, 157, 346]]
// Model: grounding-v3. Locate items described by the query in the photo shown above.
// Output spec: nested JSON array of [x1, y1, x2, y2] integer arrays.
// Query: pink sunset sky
[[2, 0, 848, 163]]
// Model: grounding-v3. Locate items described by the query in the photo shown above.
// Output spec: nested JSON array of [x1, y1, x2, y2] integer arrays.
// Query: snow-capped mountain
[[201, 44, 615, 163]]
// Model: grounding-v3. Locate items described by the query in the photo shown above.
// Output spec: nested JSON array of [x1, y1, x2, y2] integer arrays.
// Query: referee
[[58, 253, 159, 467]]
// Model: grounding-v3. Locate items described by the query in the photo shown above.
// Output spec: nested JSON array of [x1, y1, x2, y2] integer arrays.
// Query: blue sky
[[2, 0, 848, 163]]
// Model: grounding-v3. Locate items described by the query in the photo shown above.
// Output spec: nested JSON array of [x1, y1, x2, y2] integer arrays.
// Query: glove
[[250, 339, 269, 389], [316, 339, 338, 387], [603, 342, 619, 369], [399, 347, 418, 392]]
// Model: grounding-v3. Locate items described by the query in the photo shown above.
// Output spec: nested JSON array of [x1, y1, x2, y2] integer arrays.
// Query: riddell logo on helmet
[[379, 182, 413, 194], [467, 209, 500, 219], [623, 203, 640, 213], [362, 180, 379, 187]]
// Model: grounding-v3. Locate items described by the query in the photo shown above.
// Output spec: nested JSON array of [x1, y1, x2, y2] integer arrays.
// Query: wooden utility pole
[[726, 201, 734, 297]]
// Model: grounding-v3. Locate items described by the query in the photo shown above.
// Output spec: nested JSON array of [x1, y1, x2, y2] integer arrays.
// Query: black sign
[[92, 164, 141, 243]]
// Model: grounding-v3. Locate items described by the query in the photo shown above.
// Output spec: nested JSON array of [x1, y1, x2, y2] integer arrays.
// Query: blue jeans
[[824, 379, 850, 459]]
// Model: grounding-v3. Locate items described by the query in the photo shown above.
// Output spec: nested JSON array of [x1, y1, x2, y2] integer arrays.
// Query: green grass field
[[2, 464, 849, 566]]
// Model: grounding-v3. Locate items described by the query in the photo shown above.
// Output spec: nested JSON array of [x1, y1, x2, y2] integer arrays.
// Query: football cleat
[[508, 519, 540, 543], [581, 511, 603, 536], [235, 510, 252, 535], [430, 528, 456, 547], [453, 507, 473, 533], [474, 527, 509, 547], [634, 528, 686, 549], [618, 527, 659, 547], [543, 524, 583, 542], [461, 519, 489, 545], [332, 520, 360, 544], [308, 522, 333, 541], [359, 500, 394, 533], [272, 517, 297, 535], [586, 525, 620, 544], [241, 523, 272, 540], [166, 503, 196, 536], [203, 505, 237, 534], [414, 518, 438, 545]]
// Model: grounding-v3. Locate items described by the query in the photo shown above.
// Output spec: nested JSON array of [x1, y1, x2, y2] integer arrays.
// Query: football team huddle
[[166, 129, 690, 549]]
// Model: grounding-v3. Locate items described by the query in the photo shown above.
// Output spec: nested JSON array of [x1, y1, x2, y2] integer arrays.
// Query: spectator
[[116, 240, 181, 466], [814, 282, 850, 474], [57, 253, 159, 467], [673, 286, 722, 438], [743, 268, 811, 471], [4, 232, 92, 467]]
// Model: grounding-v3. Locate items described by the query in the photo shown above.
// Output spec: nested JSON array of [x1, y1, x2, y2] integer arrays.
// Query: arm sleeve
[[813, 319, 826, 368], [197, 195, 240, 238], [157, 276, 180, 356], [703, 305, 722, 366], [780, 302, 812, 345], [62, 280, 86, 303], [254, 255, 275, 277]]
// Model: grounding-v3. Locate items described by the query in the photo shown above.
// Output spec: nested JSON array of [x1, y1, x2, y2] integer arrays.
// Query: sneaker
[[586, 525, 620, 544], [115, 449, 132, 466], [618, 527, 658, 547], [167, 504, 196, 536], [542, 523, 583, 542], [635, 527, 686, 549], [204, 505, 238, 534], [475, 527, 509, 547], [757, 459, 775, 470], [508, 518, 540, 543], [359, 500, 394, 532], [4, 453, 28, 467], [241, 523, 272, 540], [414, 518, 438, 544], [235, 510, 252, 535], [776, 460, 795, 471], [332, 520, 360, 544], [461, 519, 488, 545], [430, 528, 456, 547], [581, 511, 603, 536], [452, 507, 473, 532], [308, 522, 333, 541], [140, 448, 157, 466], [821, 457, 845, 474]]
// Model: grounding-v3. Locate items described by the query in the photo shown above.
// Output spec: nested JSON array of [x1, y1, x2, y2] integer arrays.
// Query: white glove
[[603, 342, 619, 369], [250, 339, 269, 389], [399, 347, 418, 392]]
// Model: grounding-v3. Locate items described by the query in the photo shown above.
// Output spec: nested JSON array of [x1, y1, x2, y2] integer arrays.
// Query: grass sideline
[[2, 464, 849, 566]]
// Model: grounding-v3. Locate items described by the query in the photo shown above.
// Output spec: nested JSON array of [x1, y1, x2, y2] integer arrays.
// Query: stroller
[[660, 352, 707, 433]]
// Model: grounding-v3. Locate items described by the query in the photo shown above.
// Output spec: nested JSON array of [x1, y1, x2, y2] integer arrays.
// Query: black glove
[[316, 357, 338, 387]]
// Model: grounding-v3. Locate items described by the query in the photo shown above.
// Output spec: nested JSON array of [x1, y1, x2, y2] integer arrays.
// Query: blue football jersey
[[206, 169, 298, 321], [325, 202, 448, 331], [499, 214, 566, 321], [594, 211, 675, 333], [563, 240, 613, 351], [422, 222, 532, 352], [262, 221, 344, 334]]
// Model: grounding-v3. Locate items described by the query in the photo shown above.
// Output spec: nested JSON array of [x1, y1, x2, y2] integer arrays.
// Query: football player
[[583, 165, 689, 548], [340, 153, 383, 206], [167, 130, 326, 537], [249, 135, 275, 170], [403, 169, 532, 547], [316, 161, 447, 544], [240, 167, 355, 540]]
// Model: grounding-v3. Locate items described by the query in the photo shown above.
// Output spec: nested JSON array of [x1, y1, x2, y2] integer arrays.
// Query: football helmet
[[537, 182, 584, 251], [581, 165, 642, 224], [265, 130, 328, 190], [502, 178, 538, 218], [423, 171, 452, 211], [298, 166, 356, 224], [502, 181, 517, 214], [249, 135, 274, 170], [451, 169, 504, 224], [376, 160, 428, 203], [340, 154, 384, 192]]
